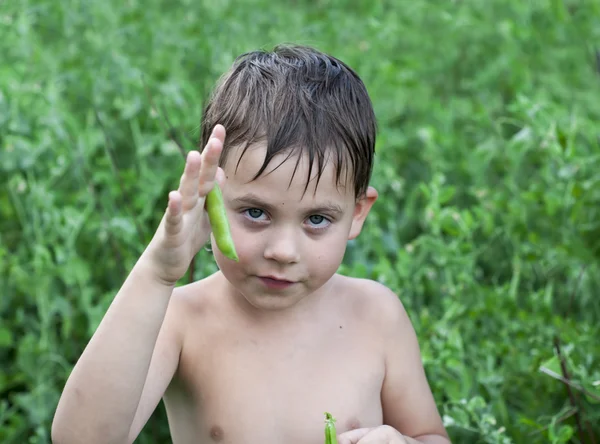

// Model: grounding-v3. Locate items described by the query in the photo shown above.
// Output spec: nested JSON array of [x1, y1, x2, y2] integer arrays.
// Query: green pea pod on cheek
[[205, 183, 239, 262], [324, 412, 338, 444]]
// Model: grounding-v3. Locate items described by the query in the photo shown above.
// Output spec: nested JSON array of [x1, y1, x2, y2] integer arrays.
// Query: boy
[[52, 44, 450, 444]]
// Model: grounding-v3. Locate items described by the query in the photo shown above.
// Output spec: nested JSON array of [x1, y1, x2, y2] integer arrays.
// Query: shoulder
[[334, 276, 448, 438], [170, 271, 222, 311], [163, 271, 223, 341], [334, 274, 412, 332]]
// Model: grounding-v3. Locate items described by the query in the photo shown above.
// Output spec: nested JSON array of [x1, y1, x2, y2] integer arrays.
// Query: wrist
[[136, 250, 179, 289]]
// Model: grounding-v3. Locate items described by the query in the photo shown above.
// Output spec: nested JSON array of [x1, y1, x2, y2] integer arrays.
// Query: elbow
[[51, 414, 128, 444], [51, 419, 72, 444], [51, 416, 85, 444], [51, 409, 69, 444]]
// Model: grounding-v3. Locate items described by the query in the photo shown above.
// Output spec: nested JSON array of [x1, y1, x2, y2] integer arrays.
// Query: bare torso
[[162, 272, 386, 444]]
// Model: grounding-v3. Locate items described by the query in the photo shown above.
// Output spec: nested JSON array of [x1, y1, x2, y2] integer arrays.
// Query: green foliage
[[1, 0, 599, 442]]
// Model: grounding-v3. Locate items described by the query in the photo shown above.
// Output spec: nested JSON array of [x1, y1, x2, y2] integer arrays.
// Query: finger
[[199, 123, 225, 182], [178, 150, 202, 210], [215, 167, 226, 187], [198, 136, 223, 197], [337, 428, 372, 444], [200, 124, 226, 157], [164, 190, 183, 235], [211, 124, 226, 143]]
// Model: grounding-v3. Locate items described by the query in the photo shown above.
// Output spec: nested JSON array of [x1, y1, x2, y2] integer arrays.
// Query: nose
[[263, 227, 300, 264]]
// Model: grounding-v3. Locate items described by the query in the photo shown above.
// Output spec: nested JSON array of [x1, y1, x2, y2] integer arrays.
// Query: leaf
[[0, 328, 13, 348], [582, 381, 600, 404], [555, 425, 574, 443], [539, 356, 562, 380], [439, 186, 456, 205]]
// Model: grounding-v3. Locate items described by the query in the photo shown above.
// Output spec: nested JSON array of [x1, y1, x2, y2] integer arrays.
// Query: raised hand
[[145, 125, 227, 285]]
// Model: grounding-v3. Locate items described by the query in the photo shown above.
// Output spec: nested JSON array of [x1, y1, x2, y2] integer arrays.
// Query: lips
[[258, 276, 296, 289], [261, 275, 293, 283]]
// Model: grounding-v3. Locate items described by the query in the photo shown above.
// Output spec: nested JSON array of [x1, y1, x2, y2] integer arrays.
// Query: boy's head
[[200, 44, 376, 200], [201, 44, 378, 311]]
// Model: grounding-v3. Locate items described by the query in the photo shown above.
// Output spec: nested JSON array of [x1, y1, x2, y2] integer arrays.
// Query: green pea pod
[[205, 183, 239, 261], [324, 412, 338, 444]]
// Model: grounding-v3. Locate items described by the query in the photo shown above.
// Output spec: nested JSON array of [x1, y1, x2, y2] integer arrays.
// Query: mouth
[[258, 276, 296, 289]]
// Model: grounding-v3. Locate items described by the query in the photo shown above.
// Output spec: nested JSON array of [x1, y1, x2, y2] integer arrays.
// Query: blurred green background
[[1, 0, 600, 442]]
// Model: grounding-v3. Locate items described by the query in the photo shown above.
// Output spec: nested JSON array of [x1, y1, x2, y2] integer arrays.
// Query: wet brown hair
[[199, 44, 376, 199]]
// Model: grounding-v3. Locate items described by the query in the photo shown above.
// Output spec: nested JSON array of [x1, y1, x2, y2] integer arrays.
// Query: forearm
[[52, 255, 174, 444]]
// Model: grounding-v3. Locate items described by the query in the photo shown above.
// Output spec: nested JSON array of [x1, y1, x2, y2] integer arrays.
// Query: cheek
[[211, 233, 242, 282], [307, 232, 348, 273], [228, 220, 261, 258], [211, 222, 258, 272]]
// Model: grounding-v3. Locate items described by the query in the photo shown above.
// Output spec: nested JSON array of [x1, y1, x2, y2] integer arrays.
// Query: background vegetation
[[1, 0, 599, 442]]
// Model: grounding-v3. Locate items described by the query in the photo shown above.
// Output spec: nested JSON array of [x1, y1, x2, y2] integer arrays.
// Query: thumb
[[337, 427, 372, 444]]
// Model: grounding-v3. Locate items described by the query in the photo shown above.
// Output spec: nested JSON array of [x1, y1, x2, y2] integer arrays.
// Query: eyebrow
[[230, 192, 345, 216]]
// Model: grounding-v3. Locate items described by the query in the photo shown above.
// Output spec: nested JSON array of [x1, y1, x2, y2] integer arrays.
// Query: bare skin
[[129, 271, 448, 444], [52, 125, 449, 444], [157, 272, 386, 444]]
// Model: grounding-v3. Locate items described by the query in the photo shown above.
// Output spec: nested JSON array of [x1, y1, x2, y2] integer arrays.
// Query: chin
[[244, 295, 299, 312], [243, 282, 305, 311]]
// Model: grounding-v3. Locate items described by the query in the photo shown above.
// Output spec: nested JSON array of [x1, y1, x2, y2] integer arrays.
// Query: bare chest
[[165, 321, 385, 444]]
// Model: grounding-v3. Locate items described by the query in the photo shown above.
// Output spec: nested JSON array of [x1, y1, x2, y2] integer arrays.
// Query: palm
[[179, 199, 212, 260], [146, 125, 226, 284]]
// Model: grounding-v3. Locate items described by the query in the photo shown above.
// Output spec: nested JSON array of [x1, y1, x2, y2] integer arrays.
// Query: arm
[[52, 126, 228, 444], [51, 256, 181, 444], [337, 282, 452, 444], [378, 283, 450, 443]]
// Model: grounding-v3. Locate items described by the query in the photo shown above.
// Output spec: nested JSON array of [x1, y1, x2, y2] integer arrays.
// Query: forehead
[[224, 142, 352, 201]]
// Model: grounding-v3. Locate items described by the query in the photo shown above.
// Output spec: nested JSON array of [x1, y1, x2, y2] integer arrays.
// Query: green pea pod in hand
[[205, 183, 239, 261], [324, 412, 338, 444]]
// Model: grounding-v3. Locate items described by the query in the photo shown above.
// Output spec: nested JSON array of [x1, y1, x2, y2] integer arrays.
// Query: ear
[[348, 186, 378, 240]]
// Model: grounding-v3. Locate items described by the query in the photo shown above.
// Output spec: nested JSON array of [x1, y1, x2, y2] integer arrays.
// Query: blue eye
[[246, 208, 264, 219], [307, 215, 331, 229]]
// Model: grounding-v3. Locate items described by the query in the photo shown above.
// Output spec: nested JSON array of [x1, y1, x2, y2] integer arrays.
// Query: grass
[[1, 0, 600, 442]]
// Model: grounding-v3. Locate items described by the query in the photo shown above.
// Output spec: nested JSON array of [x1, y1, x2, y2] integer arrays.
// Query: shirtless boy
[[52, 44, 451, 444]]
